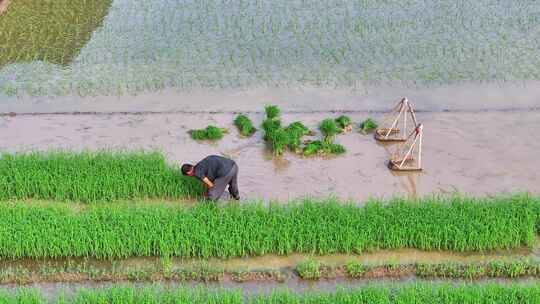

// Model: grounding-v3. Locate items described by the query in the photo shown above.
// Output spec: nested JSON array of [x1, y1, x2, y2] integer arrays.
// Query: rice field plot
[[3, 283, 540, 303], [0, 0, 112, 68], [0, 150, 204, 202], [0, 195, 536, 259], [0, 0, 538, 97]]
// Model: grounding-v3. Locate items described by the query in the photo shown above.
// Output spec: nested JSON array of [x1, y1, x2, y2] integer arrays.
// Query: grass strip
[[2, 283, 540, 303], [0, 0, 112, 68], [0, 151, 204, 202], [0, 195, 536, 258]]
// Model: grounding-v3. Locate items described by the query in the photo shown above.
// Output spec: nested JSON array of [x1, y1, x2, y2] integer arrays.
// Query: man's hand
[[202, 177, 214, 189]]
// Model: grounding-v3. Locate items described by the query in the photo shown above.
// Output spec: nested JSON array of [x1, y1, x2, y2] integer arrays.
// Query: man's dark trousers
[[207, 164, 239, 201]]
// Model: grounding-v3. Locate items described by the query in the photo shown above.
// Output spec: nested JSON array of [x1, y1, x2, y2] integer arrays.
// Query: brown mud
[[0, 110, 538, 201]]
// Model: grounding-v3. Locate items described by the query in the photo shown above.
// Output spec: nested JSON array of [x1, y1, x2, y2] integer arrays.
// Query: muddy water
[[0, 110, 539, 201], [1, 82, 540, 114]]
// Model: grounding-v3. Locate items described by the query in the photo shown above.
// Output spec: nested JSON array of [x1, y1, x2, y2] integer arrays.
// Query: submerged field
[[0, 0, 539, 97], [0, 0, 112, 69]]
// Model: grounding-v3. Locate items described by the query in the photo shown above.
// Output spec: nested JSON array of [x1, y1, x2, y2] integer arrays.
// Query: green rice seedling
[[284, 121, 311, 153], [319, 118, 341, 142], [262, 118, 281, 134], [0, 195, 536, 259], [303, 140, 323, 156], [160, 256, 173, 279], [487, 261, 506, 277], [328, 143, 346, 155], [359, 118, 378, 134], [506, 260, 529, 278], [234, 114, 256, 137], [296, 258, 321, 280], [335, 115, 352, 131], [463, 264, 486, 280], [265, 105, 280, 120], [345, 261, 366, 278], [6, 283, 540, 303], [0, 150, 204, 202], [286, 121, 311, 136], [268, 128, 289, 156], [189, 125, 227, 141]]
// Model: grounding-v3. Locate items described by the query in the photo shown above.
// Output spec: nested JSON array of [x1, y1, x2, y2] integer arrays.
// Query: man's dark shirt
[[194, 155, 235, 182]]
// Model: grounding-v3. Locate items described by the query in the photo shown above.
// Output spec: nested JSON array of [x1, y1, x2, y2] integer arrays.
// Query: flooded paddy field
[[0, 109, 538, 202], [1, 0, 539, 97]]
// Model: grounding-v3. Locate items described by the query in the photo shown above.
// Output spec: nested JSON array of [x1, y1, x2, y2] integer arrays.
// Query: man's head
[[181, 164, 195, 176]]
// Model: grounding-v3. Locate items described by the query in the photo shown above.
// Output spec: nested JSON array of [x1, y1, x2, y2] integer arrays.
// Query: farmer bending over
[[182, 155, 240, 201]]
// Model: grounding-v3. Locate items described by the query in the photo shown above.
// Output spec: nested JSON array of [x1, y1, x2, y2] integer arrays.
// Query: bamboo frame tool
[[375, 97, 418, 142], [388, 123, 424, 171]]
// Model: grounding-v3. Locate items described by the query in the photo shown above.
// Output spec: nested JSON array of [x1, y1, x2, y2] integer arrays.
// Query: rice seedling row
[[0, 151, 204, 202], [296, 259, 540, 280], [0, 195, 536, 258], [1, 0, 538, 96], [3, 258, 540, 285], [3, 283, 540, 303]]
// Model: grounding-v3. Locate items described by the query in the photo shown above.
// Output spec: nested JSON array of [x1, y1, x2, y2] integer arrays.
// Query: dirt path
[[0, 110, 538, 201]]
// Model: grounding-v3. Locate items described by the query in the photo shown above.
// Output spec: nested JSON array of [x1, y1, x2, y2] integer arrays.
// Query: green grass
[[3, 284, 540, 303], [0, 0, 112, 68], [0, 195, 536, 259], [360, 118, 378, 134], [234, 114, 257, 137], [0, 150, 204, 202], [189, 125, 227, 141]]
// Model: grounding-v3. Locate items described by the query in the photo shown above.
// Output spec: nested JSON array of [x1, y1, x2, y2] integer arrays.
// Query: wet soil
[[0, 110, 538, 201]]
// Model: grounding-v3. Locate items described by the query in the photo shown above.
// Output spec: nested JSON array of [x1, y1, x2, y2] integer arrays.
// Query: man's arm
[[202, 177, 214, 188]]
